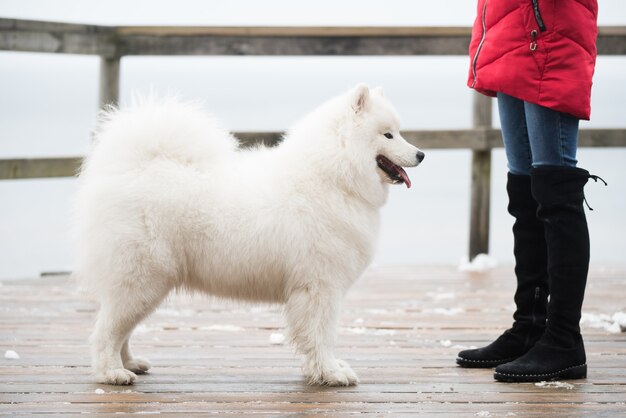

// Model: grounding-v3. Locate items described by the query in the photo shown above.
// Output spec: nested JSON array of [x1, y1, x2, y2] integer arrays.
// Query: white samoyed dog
[[73, 84, 424, 387]]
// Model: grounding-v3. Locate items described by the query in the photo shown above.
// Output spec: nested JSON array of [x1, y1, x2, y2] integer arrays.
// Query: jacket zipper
[[471, 0, 488, 88], [532, 0, 546, 31]]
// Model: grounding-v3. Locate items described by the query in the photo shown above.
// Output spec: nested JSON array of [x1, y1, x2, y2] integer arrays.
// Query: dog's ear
[[372, 86, 385, 97], [351, 84, 370, 114]]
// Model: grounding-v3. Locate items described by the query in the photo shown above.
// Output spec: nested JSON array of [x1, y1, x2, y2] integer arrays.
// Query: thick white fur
[[73, 84, 422, 386]]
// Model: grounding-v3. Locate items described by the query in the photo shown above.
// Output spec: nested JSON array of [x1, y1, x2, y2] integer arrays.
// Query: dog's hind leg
[[285, 284, 358, 386], [91, 277, 170, 385]]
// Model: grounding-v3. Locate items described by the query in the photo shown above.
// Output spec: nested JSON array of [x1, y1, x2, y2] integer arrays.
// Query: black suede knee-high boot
[[457, 173, 548, 368], [494, 166, 603, 382]]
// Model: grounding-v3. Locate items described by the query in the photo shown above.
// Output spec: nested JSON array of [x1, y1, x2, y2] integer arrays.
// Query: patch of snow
[[156, 308, 194, 317], [535, 381, 574, 390], [580, 312, 626, 333], [475, 411, 492, 417], [134, 324, 150, 334], [365, 308, 405, 315], [230, 306, 274, 315], [426, 291, 456, 301], [343, 326, 366, 335], [4, 350, 19, 359], [94, 388, 105, 394], [365, 308, 391, 314], [439, 339, 452, 347], [341, 327, 397, 336], [200, 324, 245, 332], [425, 307, 464, 316], [458, 253, 498, 273], [614, 312, 626, 329], [353, 317, 364, 324], [451, 344, 478, 350], [373, 329, 397, 336], [269, 333, 286, 345]]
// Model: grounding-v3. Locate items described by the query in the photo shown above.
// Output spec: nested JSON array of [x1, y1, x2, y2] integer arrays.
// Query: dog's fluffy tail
[[72, 95, 238, 298], [80, 95, 238, 178]]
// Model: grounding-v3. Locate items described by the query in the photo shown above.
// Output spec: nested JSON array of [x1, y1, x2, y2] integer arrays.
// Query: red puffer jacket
[[468, 0, 598, 120]]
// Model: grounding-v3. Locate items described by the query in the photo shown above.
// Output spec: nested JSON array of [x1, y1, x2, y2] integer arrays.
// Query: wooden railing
[[2, 18, 625, 259]]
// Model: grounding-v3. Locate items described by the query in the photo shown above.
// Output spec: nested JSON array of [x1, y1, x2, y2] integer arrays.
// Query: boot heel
[[559, 363, 587, 380]]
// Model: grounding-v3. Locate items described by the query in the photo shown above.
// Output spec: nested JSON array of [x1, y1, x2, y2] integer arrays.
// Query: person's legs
[[457, 93, 548, 368], [497, 92, 533, 176], [524, 100, 579, 169], [495, 102, 593, 382]]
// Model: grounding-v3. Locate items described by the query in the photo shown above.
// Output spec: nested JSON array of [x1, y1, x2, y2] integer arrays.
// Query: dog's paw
[[306, 359, 359, 386], [123, 356, 152, 374], [96, 368, 137, 385]]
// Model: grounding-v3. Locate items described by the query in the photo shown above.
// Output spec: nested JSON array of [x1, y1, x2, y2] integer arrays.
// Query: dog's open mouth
[[376, 155, 411, 188]]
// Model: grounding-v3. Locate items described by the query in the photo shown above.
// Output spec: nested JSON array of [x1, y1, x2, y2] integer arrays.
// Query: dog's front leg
[[284, 284, 358, 386]]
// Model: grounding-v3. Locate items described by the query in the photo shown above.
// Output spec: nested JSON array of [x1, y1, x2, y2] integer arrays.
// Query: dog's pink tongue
[[398, 167, 411, 189]]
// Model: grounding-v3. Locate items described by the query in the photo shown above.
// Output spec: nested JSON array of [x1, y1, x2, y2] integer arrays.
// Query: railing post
[[99, 56, 120, 109], [469, 92, 492, 260]]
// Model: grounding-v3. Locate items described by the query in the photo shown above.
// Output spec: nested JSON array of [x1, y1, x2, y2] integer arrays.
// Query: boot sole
[[494, 363, 587, 382], [456, 356, 518, 369]]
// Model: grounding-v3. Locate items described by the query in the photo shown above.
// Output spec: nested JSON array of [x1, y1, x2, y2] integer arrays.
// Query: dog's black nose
[[416, 151, 425, 163]]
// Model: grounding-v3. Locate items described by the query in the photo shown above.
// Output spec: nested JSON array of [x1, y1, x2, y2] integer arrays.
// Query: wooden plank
[[0, 30, 116, 55], [237, 129, 502, 150], [112, 24, 626, 58], [579, 128, 626, 147], [115, 26, 473, 37], [469, 92, 493, 259], [0, 18, 111, 34], [469, 150, 491, 259], [3, 364, 625, 383], [117, 34, 471, 56], [2, 18, 625, 57], [236, 131, 284, 148], [2, 390, 626, 404], [0, 19, 116, 56], [597, 26, 626, 55], [1, 129, 623, 180], [99, 56, 120, 108], [0, 157, 82, 179], [1, 401, 626, 416]]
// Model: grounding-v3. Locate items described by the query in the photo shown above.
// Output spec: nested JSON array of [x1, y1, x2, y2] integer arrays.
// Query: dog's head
[[346, 84, 424, 189]]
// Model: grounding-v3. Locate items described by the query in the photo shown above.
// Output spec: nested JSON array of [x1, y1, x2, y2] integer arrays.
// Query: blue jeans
[[497, 93, 579, 176]]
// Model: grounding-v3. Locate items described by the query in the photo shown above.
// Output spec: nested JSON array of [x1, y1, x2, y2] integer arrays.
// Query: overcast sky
[[1, 0, 624, 26]]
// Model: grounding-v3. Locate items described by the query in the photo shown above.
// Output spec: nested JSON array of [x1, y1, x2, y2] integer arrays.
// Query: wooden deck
[[1, 266, 625, 417]]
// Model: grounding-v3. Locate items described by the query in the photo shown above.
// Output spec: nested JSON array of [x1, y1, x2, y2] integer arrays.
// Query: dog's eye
[[384, 132, 393, 139]]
